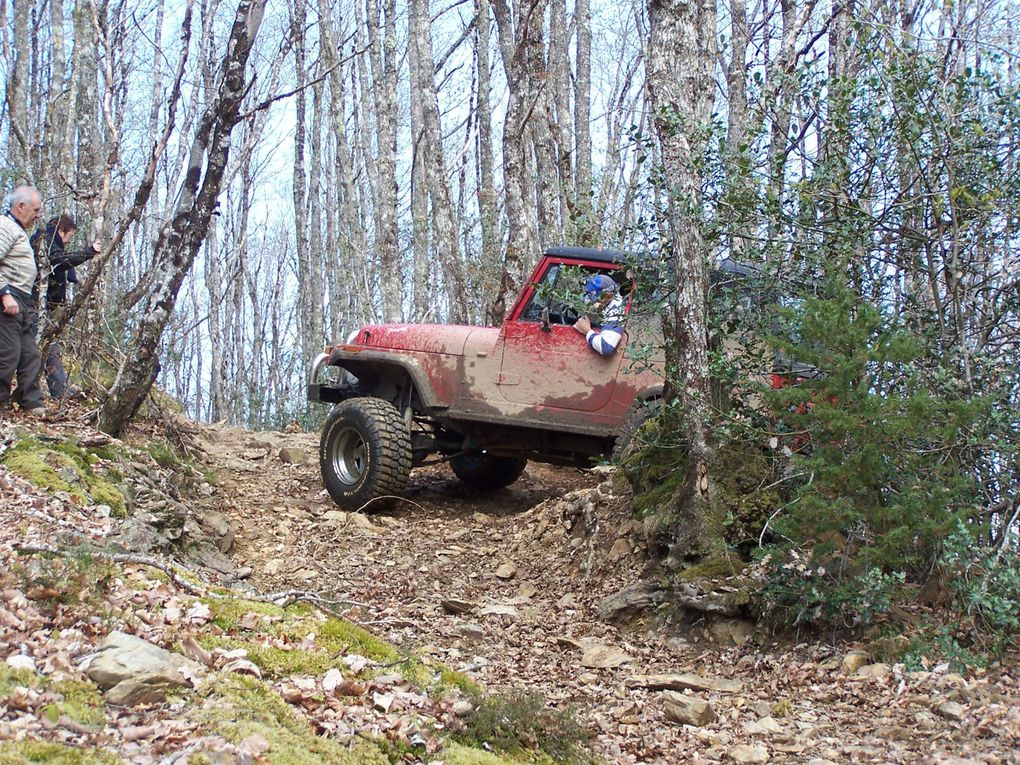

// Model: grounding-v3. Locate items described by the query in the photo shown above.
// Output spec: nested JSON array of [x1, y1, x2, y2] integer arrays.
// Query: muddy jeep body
[[308, 247, 664, 510]]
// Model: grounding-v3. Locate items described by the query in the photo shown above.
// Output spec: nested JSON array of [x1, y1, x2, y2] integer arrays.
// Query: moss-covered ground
[[0, 741, 121, 765], [0, 665, 107, 729], [2, 435, 127, 517], [196, 595, 481, 698]]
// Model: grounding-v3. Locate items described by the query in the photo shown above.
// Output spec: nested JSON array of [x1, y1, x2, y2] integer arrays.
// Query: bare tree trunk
[[549, 0, 573, 232], [308, 77, 325, 353], [73, 0, 101, 211], [475, 0, 499, 273], [647, 0, 718, 558], [724, 0, 749, 257], [764, 0, 818, 247], [45, 0, 196, 347], [408, 0, 431, 321], [410, 0, 468, 323], [205, 219, 225, 420], [4, 0, 32, 177], [40, 0, 70, 187], [489, 0, 546, 322], [318, 0, 366, 332], [98, 0, 266, 436], [574, 0, 593, 239], [367, 0, 402, 321], [291, 0, 318, 369]]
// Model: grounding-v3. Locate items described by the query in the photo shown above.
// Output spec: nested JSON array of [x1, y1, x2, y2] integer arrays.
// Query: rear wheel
[[320, 397, 411, 511], [450, 452, 527, 490], [613, 398, 662, 460]]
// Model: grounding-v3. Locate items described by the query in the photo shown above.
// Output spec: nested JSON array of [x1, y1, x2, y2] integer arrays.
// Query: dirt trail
[[195, 424, 1018, 765]]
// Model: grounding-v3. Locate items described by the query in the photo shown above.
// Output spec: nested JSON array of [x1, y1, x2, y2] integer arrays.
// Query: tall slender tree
[[98, 0, 267, 435], [646, 0, 719, 556]]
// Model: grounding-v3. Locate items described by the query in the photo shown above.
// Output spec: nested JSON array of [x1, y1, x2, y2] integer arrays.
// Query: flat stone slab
[[627, 672, 743, 694]]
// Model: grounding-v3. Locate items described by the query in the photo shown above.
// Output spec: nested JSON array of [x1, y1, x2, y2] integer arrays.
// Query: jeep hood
[[348, 323, 498, 356]]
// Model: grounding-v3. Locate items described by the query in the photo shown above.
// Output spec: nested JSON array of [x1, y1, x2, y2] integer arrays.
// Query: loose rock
[[729, 744, 769, 763], [627, 673, 743, 694], [662, 691, 717, 726], [85, 631, 201, 690], [580, 643, 633, 669], [278, 446, 307, 464], [842, 651, 870, 674]]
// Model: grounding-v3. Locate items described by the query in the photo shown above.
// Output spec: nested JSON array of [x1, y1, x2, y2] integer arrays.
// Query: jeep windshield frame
[[510, 247, 638, 326]]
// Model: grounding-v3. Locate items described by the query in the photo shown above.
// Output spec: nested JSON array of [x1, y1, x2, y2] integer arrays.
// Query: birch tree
[[98, 0, 267, 436]]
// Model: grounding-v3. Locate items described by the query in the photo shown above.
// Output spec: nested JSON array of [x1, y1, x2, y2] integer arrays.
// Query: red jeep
[[307, 247, 665, 510]]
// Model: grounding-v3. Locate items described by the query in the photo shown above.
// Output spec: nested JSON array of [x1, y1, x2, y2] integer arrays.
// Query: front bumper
[[306, 351, 358, 403]]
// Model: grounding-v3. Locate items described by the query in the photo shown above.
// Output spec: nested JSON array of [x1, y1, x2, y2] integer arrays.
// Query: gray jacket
[[0, 213, 37, 297]]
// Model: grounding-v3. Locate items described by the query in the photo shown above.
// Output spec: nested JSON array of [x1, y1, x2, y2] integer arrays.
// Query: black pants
[[0, 294, 44, 411]]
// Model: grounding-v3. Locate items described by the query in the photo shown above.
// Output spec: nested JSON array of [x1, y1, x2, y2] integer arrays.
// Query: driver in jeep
[[572, 274, 625, 355]]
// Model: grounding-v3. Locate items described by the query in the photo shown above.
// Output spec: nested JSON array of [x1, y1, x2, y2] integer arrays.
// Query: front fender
[[326, 347, 450, 410]]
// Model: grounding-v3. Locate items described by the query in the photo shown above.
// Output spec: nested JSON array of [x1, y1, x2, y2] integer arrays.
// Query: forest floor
[[192, 422, 1019, 765], [1, 410, 1018, 764]]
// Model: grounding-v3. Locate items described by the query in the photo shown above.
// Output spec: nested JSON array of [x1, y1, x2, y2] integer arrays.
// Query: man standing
[[32, 215, 99, 399], [0, 185, 46, 416]]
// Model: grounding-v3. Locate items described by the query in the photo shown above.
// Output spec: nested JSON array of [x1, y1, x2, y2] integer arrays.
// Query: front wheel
[[450, 452, 527, 490], [320, 397, 412, 511]]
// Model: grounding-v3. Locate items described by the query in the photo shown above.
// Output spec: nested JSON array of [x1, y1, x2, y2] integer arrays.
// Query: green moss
[[1, 662, 106, 731], [0, 740, 121, 764], [677, 553, 746, 582], [3, 445, 81, 497], [771, 699, 794, 717], [146, 440, 182, 469], [48, 679, 107, 727], [317, 616, 398, 662], [193, 675, 389, 765], [86, 444, 129, 464], [456, 689, 594, 765], [2, 436, 126, 516], [0, 666, 36, 696], [442, 742, 519, 765], [84, 477, 127, 518], [199, 637, 337, 679], [206, 597, 284, 630], [433, 666, 482, 697]]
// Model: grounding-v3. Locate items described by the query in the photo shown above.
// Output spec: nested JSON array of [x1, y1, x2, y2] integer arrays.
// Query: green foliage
[[760, 278, 984, 574], [0, 665, 107, 731], [937, 521, 1020, 658], [761, 555, 906, 629], [455, 689, 594, 765]]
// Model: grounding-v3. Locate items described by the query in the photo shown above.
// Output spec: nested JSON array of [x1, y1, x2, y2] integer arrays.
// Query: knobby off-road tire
[[612, 398, 662, 460], [320, 397, 412, 512], [450, 453, 528, 490]]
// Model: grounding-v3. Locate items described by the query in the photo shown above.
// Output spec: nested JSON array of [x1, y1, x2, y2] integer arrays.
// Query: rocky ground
[[1, 409, 1018, 764]]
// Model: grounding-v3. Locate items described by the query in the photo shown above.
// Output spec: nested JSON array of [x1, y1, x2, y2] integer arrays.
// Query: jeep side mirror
[[541, 306, 552, 332]]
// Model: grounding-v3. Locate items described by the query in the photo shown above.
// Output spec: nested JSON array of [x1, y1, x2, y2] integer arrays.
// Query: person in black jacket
[[30, 215, 100, 400]]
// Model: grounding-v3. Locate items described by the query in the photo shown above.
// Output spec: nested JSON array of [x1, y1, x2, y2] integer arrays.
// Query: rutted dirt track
[[195, 424, 1019, 764]]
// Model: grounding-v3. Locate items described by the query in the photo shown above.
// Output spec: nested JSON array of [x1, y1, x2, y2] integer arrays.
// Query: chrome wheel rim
[[332, 425, 367, 485]]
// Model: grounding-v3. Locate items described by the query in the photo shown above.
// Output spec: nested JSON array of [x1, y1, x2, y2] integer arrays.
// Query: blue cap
[[584, 274, 618, 298]]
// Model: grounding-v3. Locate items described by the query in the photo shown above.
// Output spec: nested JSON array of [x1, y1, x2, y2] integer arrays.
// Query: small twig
[[355, 495, 427, 513], [14, 544, 372, 622], [263, 588, 372, 611], [15, 544, 209, 595]]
